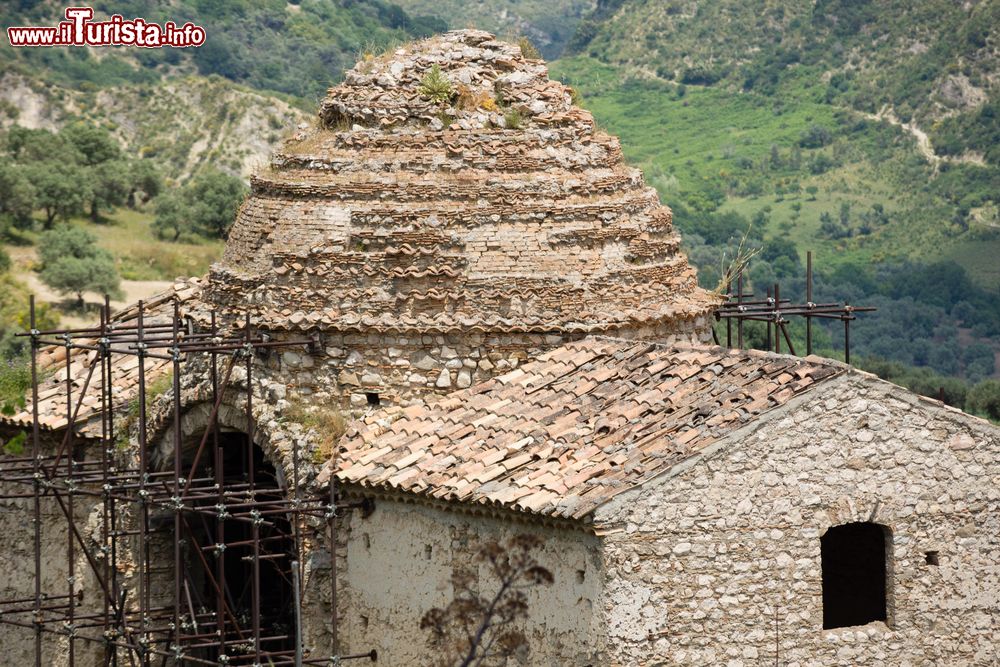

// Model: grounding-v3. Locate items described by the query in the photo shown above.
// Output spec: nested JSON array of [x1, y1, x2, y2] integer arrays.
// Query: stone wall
[[594, 371, 1000, 666], [270, 320, 712, 413]]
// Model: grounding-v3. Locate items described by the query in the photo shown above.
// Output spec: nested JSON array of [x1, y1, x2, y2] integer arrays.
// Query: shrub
[[967, 380, 1000, 422], [154, 169, 247, 241], [503, 108, 523, 129], [799, 124, 833, 149], [417, 65, 453, 104], [517, 36, 541, 60], [37, 226, 122, 307], [283, 398, 346, 464]]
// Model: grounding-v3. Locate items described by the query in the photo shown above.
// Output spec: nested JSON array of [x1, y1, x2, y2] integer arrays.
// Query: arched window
[[821, 522, 891, 629]]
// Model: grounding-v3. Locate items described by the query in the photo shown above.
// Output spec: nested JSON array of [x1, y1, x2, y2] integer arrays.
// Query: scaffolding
[[0, 296, 376, 666], [713, 251, 875, 363]]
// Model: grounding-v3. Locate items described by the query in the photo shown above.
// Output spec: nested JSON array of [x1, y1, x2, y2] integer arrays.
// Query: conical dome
[[208, 29, 717, 337]]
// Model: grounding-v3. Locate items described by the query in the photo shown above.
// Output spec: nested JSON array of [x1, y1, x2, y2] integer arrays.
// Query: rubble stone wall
[[0, 436, 110, 667], [271, 321, 712, 412], [595, 371, 1000, 666]]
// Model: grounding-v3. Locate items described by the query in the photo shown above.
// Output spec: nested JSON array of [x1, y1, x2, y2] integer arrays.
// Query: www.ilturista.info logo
[[7, 7, 206, 48]]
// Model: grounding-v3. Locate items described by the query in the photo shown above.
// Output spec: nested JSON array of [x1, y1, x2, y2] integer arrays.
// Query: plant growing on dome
[[517, 36, 541, 60], [503, 108, 523, 130], [418, 65, 454, 104]]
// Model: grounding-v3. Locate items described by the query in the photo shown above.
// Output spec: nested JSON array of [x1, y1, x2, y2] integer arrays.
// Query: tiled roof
[[2, 279, 203, 437], [329, 338, 843, 521]]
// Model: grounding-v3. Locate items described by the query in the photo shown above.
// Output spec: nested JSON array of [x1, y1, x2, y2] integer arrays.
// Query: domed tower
[[207, 30, 718, 409]]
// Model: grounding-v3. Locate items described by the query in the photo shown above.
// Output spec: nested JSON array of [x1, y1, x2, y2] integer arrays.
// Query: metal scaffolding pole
[[0, 295, 377, 666]]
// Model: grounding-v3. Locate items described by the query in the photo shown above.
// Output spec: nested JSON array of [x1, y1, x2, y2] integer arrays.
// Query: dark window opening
[[366, 392, 380, 406], [925, 551, 939, 566], [821, 522, 889, 629]]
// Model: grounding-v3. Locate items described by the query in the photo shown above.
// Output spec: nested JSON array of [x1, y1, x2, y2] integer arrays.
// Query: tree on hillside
[[128, 159, 163, 207], [90, 159, 132, 218], [62, 122, 121, 167], [152, 190, 189, 242], [37, 227, 121, 308], [6, 126, 82, 164], [799, 124, 832, 149], [153, 169, 247, 241], [24, 161, 89, 228], [61, 122, 130, 221], [967, 380, 1000, 422], [189, 170, 246, 238], [0, 163, 37, 229]]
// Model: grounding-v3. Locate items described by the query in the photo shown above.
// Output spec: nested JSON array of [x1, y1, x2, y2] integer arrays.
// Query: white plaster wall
[[306, 495, 606, 666], [594, 372, 1000, 666]]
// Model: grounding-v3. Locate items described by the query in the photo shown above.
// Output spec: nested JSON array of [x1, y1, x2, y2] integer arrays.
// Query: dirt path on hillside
[[865, 105, 986, 168], [8, 246, 172, 328]]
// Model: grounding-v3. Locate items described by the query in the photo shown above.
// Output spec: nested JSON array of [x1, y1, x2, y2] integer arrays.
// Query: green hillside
[[1, 0, 998, 417], [2, 0, 446, 101], [392, 0, 595, 58], [551, 0, 1000, 411], [570, 0, 1000, 163]]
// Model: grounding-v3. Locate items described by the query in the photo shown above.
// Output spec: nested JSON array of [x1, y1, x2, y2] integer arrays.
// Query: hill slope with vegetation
[[391, 0, 595, 59], [0, 0, 998, 421], [552, 0, 1000, 417]]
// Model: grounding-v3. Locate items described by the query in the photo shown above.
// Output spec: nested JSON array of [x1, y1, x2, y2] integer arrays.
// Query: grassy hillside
[[391, 0, 595, 59], [550, 54, 1000, 394], [569, 0, 1000, 165]]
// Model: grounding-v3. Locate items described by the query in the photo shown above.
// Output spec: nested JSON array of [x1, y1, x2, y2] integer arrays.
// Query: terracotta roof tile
[[1, 280, 204, 437], [329, 338, 843, 520]]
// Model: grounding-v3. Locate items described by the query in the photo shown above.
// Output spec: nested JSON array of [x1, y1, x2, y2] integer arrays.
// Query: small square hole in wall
[[425, 544, 432, 560], [576, 569, 586, 584], [925, 551, 940, 566], [366, 392, 380, 406], [360, 615, 369, 629]]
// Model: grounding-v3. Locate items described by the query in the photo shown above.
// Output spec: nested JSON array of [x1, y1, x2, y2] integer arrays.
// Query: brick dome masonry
[[206, 29, 720, 407], [212, 30, 715, 333]]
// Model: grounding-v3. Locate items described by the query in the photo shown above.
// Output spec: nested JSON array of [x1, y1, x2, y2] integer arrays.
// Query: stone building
[[327, 337, 1000, 665], [2, 29, 999, 667], [208, 28, 717, 410]]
